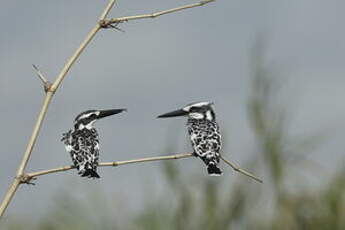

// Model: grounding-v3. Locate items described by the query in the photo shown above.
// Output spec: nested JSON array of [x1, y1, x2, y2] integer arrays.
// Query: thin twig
[[220, 156, 263, 183], [27, 165, 75, 178], [32, 64, 50, 86], [49, 24, 101, 93], [99, 0, 117, 20], [27, 153, 194, 178], [104, 0, 215, 26], [26, 153, 263, 185], [102, 152, 194, 166]]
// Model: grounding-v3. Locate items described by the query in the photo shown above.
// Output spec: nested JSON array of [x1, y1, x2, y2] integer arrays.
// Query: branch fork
[[16, 174, 36, 185], [99, 20, 124, 32], [99, 19, 113, 28]]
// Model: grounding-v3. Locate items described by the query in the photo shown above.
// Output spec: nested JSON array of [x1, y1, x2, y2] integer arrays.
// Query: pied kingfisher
[[158, 102, 222, 176], [61, 109, 126, 178]]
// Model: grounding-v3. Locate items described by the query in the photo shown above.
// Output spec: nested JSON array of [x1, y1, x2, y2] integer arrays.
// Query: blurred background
[[1, 0, 345, 229]]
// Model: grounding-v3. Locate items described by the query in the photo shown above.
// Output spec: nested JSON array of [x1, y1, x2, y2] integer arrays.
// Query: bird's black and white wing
[[62, 129, 100, 178], [188, 120, 222, 175]]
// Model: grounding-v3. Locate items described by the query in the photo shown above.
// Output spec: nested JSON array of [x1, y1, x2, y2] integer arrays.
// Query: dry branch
[[0, 0, 117, 218], [220, 156, 263, 183], [0, 0, 216, 218], [27, 153, 193, 178], [102, 0, 215, 27], [25, 153, 262, 184]]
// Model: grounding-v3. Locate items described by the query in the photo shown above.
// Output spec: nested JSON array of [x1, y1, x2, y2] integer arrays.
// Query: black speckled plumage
[[61, 109, 126, 178], [158, 102, 223, 175], [62, 127, 100, 178], [187, 118, 222, 175]]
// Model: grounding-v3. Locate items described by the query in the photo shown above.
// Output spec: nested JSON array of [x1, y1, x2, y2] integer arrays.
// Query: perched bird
[[158, 102, 222, 176], [61, 109, 126, 178]]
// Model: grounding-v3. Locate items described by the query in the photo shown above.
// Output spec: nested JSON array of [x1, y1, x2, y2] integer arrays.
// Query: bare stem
[[16, 94, 54, 176], [220, 156, 263, 183], [0, 0, 118, 218], [99, 0, 117, 20], [50, 24, 101, 92], [0, 0, 216, 218], [105, 0, 215, 25], [27, 153, 194, 178], [26, 153, 263, 185], [0, 180, 21, 218]]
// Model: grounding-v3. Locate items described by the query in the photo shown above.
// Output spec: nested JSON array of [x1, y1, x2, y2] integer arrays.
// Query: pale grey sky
[[1, 0, 345, 220]]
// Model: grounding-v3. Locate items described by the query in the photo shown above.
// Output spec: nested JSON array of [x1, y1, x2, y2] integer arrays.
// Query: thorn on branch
[[99, 20, 125, 32], [32, 64, 52, 93], [43, 83, 53, 93], [16, 174, 37, 185]]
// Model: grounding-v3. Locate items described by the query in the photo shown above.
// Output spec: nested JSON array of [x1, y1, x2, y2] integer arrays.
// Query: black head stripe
[[75, 110, 97, 121]]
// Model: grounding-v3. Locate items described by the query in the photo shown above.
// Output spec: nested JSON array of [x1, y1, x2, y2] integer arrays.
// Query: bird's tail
[[198, 154, 223, 176], [207, 162, 222, 176], [81, 169, 100, 178]]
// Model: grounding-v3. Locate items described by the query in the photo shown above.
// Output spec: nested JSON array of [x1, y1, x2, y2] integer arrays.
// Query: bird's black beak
[[98, 109, 127, 119], [157, 109, 188, 118]]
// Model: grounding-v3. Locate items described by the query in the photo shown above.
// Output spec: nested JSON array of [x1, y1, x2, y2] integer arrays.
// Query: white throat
[[78, 121, 96, 130]]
